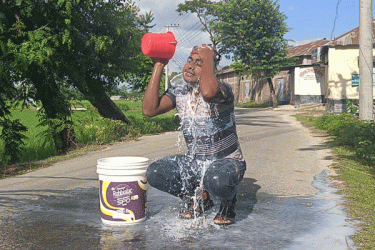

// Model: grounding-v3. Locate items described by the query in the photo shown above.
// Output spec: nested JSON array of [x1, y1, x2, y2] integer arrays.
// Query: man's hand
[[151, 57, 169, 66], [191, 44, 215, 66], [143, 56, 173, 117]]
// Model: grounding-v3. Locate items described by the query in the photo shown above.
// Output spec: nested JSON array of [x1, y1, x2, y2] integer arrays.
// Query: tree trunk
[[267, 77, 278, 108], [90, 95, 130, 124], [234, 74, 241, 104], [76, 79, 130, 124]]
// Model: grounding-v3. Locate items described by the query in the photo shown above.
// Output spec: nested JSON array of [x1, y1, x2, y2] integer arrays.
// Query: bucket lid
[[96, 168, 147, 176], [97, 156, 149, 169]]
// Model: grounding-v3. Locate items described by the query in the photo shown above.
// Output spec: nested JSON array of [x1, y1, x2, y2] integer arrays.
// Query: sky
[[135, 0, 373, 73]]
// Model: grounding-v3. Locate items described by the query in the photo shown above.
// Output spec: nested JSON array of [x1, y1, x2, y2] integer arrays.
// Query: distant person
[[142, 44, 246, 225]]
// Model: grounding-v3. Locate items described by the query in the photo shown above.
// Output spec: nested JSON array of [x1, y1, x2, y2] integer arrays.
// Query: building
[[216, 66, 271, 105], [322, 21, 375, 113], [217, 21, 375, 112], [283, 39, 328, 106], [216, 39, 329, 106]]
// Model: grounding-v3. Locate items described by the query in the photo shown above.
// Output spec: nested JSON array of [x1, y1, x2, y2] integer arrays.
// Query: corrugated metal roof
[[328, 19, 375, 46], [287, 39, 329, 58], [216, 65, 233, 74], [216, 40, 329, 73]]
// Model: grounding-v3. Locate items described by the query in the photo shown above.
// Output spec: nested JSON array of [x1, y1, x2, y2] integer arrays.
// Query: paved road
[[0, 108, 357, 249]]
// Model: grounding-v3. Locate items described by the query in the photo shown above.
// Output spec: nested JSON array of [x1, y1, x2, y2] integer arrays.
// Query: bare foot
[[213, 216, 234, 225]]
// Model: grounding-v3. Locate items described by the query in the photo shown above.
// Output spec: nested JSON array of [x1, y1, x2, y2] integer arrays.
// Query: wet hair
[[191, 45, 221, 69]]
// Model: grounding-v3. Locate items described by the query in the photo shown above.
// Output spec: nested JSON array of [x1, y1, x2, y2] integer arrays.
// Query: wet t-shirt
[[164, 81, 244, 162]]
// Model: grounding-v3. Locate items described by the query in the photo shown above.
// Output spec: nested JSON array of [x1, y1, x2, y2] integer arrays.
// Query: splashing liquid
[[170, 74, 238, 226], [176, 83, 216, 225]]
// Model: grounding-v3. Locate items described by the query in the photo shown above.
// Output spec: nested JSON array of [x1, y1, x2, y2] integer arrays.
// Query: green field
[[0, 100, 179, 167]]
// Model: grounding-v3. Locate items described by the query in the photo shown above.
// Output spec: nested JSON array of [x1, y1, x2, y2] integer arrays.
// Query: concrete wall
[[242, 76, 270, 104], [294, 66, 325, 105], [217, 69, 292, 105], [326, 46, 375, 112], [217, 71, 272, 104], [272, 70, 291, 104]]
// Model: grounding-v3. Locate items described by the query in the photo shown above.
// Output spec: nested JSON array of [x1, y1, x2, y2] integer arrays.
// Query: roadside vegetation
[[295, 111, 375, 249], [0, 100, 180, 178], [235, 100, 270, 108]]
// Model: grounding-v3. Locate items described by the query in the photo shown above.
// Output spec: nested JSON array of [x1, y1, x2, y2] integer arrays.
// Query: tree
[[177, 0, 220, 51], [60, 1, 154, 123], [0, 0, 153, 155], [123, 53, 154, 92], [211, 0, 293, 106]]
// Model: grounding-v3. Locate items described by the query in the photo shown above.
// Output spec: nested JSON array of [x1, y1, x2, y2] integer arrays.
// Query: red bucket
[[141, 32, 177, 60]]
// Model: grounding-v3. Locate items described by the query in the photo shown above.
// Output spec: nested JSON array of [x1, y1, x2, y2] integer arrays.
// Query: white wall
[[294, 66, 325, 96]]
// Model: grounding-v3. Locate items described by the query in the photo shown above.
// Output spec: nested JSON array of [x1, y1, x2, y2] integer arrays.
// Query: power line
[[171, 13, 183, 25], [330, 0, 342, 40], [165, 12, 210, 72], [174, 13, 193, 26], [178, 20, 203, 39], [176, 21, 204, 46], [178, 27, 205, 48]]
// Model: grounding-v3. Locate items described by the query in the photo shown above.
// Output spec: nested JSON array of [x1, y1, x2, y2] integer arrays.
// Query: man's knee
[[203, 159, 245, 198], [146, 162, 159, 186], [146, 157, 180, 185]]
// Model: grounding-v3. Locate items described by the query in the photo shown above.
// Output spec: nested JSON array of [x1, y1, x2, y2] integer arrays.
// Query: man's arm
[[142, 58, 174, 117], [195, 45, 227, 103]]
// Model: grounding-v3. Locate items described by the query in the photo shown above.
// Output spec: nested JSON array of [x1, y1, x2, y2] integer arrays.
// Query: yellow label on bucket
[[99, 179, 147, 223]]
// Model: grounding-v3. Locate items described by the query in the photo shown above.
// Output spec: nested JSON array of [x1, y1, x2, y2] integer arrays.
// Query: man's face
[[182, 53, 202, 84]]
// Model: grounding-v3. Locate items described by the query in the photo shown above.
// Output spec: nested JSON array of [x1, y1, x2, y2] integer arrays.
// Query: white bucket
[[97, 156, 149, 225]]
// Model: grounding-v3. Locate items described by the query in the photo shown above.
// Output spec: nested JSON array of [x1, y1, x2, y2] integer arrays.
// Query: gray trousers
[[146, 154, 246, 206]]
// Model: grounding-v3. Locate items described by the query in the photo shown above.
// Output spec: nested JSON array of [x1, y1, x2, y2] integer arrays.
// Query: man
[[143, 44, 246, 225]]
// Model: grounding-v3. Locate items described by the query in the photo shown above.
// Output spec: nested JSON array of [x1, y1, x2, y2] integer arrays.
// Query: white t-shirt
[[164, 81, 244, 162]]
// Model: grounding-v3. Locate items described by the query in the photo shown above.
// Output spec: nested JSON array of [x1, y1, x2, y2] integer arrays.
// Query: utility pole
[[359, 0, 373, 120], [165, 24, 179, 91]]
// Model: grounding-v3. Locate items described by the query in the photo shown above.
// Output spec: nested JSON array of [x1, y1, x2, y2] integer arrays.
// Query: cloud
[[136, 1, 230, 72], [137, 0, 185, 32]]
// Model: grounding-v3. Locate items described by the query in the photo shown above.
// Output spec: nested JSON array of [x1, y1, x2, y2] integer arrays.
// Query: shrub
[[236, 100, 268, 108], [315, 113, 375, 163], [346, 99, 359, 115], [74, 116, 130, 144], [0, 100, 180, 166], [0, 118, 27, 165]]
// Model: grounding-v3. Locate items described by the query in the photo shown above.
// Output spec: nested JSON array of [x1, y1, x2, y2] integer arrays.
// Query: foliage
[[123, 53, 154, 92], [212, 0, 292, 74], [73, 105, 180, 144], [178, 0, 294, 105], [0, 118, 27, 164], [36, 112, 75, 154], [315, 113, 375, 164], [235, 100, 269, 108], [296, 113, 375, 249], [0, 0, 154, 152], [346, 99, 359, 115], [177, 0, 220, 50], [75, 116, 131, 144], [209, 0, 294, 106], [333, 146, 375, 249], [0, 100, 180, 167]]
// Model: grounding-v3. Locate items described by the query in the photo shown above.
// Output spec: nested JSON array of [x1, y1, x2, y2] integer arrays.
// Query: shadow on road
[[235, 109, 289, 127], [236, 177, 261, 222]]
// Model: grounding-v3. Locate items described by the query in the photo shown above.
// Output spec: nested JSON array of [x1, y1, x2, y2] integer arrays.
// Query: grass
[[235, 100, 270, 108], [331, 146, 375, 249], [294, 112, 375, 249], [0, 100, 180, 177], [0, 143, 103, 178]]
